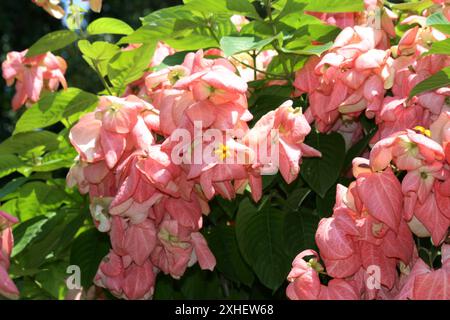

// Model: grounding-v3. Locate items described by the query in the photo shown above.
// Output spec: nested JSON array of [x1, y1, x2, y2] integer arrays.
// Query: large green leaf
[[184, 0, 260, 19], [179, 267, 224, 299], [78, 40, 120, 60], [343, 127, 377, 170], [205, 225, 254, 286], [70, 228, 111, 288], [0, 131, 59, 155], [14, 210, 79, 269], [391, 0, 434, 12], [427, 12, 450, 35], [283, 209, 320, 259], [0, 177, 27, 200], [31, 146, 78, 173], [301, 131, 346, 197], [15, 181, 70, 221], [0, 154, 25, 179], [14, 88, 98, 134], [283, 42, 333, 56], [78, 40, 120, 77], [220, 35, 278, 56], [426, 38, 450, 56], [26, 30, 79, 57], [236, 198, 291, 291], [153, 275, 184, 300], [107, 44, 155, 95], [409, 67, 450, 98], [283, 187, 311, 212], [304, 0, 364, 12], [87, 17, 134, 35], [35, 260, 70, 299], [12, 215, 49, 257], [249, 85, 294, 125]]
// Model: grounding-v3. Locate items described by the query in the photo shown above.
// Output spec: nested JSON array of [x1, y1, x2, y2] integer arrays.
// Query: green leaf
[[12, 215, 49, 257], [107, 43, 155, 95], [301, 131, 346, 197], [283, 187, 311, 212], [31, 147, 78, 172], [427, 12, 450, 35], [14, 88, 99, 134], [205, 225, 255, 286], [87, 17, 134, 35], [0, 177, 27, 200], [304, 0, 364, 13], [153, 51, 191, 71], [274, 0, 309, 20], [184, 0, 260, 19], [343, 127, 377, 170], [140, 5, 196, 26], [249, 85, 294, 124], [16, 277, 53, 299], [236, 198, 291, 291], [14, 210, 78, 268], [409, 67, 450, 98], [70, 228, 111, 288], [391, 0, 434, 12], [78, 40, 120, 78], [153, 275, 184, 299], [179, 266, 224, 299], [426, 38, 450, 56], [283, 209, 320, 259], [15, 181, 70, 221], [0, 154, 25, 179], [26, 30, 79, 57], [0, 131, 59, 155], [35, 261, 70, 299], [78, 40, 120, 61], [220, 35, 278, 56], [283, 42, 333, 56]]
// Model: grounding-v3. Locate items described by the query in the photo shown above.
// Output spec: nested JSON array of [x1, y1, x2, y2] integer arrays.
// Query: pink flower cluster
[[68, 49, 320, 299], [287, 111, 450, 300], [2, 50, 67, 110], [0, 211, 19, 300], [295, 1, 450, 145]]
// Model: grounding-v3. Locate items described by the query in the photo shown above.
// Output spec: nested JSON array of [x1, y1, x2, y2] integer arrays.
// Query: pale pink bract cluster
[[0, 211, 19, 300], [295, 1, 450, 145], [287, 112, 450, 300], [1, 50, 67, 111], [68, 49, 320, 299]]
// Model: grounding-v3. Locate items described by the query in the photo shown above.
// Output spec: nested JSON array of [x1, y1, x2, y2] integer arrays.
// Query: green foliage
[[303, 0, 365, 13], [107, 43, 156, 95], [409, 66, 450, 98], [87, 18, 134, 36], [301, 131, 346, 197], [14, 88, 98, 134], [69, 229, 111, 289], [427, 12, 450, 35], [236, 198, 291, 291], [26, 30, 79, 57]]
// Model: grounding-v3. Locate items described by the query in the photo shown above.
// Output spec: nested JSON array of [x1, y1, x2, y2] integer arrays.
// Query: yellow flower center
[[215, 144, 231, 160], [414, 126, 431, 138]]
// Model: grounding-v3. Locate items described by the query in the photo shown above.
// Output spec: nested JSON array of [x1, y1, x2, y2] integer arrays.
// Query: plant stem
[[252, 50, 258, 80], [230, 56, 285, 79], [91, 59, 113, 95], [264, 0, 293, 82]]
